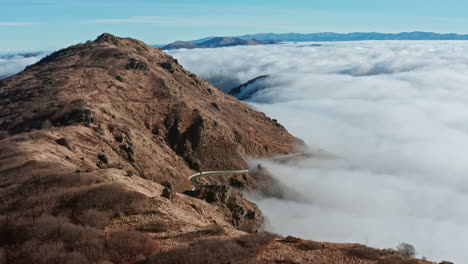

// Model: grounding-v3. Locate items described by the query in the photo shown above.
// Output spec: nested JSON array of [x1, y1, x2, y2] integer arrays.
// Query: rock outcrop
[[195, 185, 264, 232]]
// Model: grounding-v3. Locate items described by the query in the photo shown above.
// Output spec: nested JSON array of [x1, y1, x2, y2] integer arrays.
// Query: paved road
[[187, 152, 308, 190], [188, 165, 262, 191]]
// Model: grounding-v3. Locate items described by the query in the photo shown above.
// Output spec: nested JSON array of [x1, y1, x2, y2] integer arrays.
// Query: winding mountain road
[[187, 152, 308, 190]]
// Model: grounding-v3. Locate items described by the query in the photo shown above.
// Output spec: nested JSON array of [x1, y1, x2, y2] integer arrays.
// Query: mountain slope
[[228, 75, 271, 100], [0, 33, 301, 191]]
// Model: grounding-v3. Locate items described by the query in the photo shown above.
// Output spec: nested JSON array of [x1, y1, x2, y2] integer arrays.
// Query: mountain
[[159, 40, 199, 50], [0, 33, 300, 190], [237, 31, 468, 42], [228, 75, 271, 100], [191, 36, 217, 44], [0, 33, 298, 263], [162, 37, 278, 50], [0, 33, 436, 264], [160, 32, 468, 47]]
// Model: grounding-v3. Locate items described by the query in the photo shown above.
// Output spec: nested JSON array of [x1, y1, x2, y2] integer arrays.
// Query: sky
[[1, 0, 468, 51]]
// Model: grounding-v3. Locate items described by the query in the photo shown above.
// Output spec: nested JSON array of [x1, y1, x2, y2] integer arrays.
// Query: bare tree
[[396, 242, 416, 258]]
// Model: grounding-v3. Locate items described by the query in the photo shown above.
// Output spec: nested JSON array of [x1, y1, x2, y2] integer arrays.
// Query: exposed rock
[[195, 185, 264, 232], [161, 181, 174, 201], [96, 32, 120, 45], [97, 153, 108, 165], [158, 61, 175, 73], [126, 58, 148, 71], [55, 137, 74, 151], [115, 75, 125, 82]]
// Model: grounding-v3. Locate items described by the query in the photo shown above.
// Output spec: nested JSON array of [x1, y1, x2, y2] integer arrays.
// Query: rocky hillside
[[0, 33, 301, 191]]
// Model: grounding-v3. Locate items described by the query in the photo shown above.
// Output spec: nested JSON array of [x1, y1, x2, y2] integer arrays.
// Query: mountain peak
[[95, 32, 120, 43]]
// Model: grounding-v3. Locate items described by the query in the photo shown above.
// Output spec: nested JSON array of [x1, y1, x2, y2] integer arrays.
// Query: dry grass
[[77, 209, 111, 228], [200, 223, 225, 235], [378, 256, 420, 264], [138, 220, 170, 233], [348, 244, 384, 260], [0, 158, 155, 263], [107, 231, 159, 263], [147, 232, 276, 264]]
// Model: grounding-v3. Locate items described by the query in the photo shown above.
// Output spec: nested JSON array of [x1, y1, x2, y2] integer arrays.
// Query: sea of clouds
[[0, 52, 47, 79], [169, 41, 468, 263]]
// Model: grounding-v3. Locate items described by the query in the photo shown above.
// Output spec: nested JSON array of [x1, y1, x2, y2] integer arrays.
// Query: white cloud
[[81, 16, 171, 25], [0, 22, 40, 26], [169, 41, 468, 263], [0, 53, 48, 79]]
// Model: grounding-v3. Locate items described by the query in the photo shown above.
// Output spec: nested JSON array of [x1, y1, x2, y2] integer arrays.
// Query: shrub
[[67, 183, 146, 215], [201, 223, 225, 235], [148, 238, 243, 264], [13, 239, 67, 264], [148, 233, 275, 264], [396, 243, 416, 258], [0, 158, 158, 263], [348, 244, 382, 260], [283, 236, 302, 243], [78, 209, 111, 228], [236, 232, 276, 250], [298, 240, 324, 251], [379, 256, 419, 264], [138, 220, 170, 233], [107, 231, 159, 263], [0, 247, 6, 264]]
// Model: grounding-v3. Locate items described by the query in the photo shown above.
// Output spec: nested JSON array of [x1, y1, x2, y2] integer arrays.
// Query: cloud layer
[[0, 53, 47, 79], [169, 41, 468, 263]]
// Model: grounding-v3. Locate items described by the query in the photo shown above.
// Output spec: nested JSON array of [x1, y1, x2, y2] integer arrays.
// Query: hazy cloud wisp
[[0, 53, 48, 79], [169, 41, 468, 263]]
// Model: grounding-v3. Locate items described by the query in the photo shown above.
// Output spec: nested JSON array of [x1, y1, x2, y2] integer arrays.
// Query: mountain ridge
[[157, 31, 468, 47], [161, 36, 279, 50], [237, 31, 468, 41]]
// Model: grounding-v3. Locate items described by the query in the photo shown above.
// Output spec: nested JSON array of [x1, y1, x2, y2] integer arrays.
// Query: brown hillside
[[0, 33, 301, 191]]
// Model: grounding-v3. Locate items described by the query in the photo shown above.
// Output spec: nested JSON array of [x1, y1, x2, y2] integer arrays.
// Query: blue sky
[[1, 0, 468, 51]]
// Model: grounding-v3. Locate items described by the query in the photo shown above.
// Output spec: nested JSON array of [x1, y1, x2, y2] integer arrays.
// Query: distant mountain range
[[161, 37, 278, 50], [235, 32, 468, 41], [155, 32, 468, 49]]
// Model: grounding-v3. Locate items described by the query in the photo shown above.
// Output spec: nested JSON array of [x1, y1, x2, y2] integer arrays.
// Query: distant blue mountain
[[236, 32, 468, 41], [153, 32, 468, 48], [161, 37, 278, 50], [191, 36, 217, 44]]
